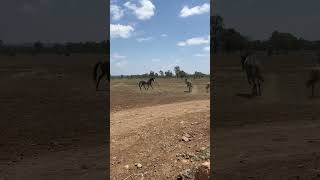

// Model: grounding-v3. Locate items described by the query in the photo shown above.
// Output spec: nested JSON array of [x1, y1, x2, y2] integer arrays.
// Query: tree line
[[0, 40, 109, 56], [112, 66, 209, 79], [212, 15, 320, 54]]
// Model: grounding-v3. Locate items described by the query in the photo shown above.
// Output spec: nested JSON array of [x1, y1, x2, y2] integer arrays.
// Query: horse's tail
[[93, 62, 102, 81]]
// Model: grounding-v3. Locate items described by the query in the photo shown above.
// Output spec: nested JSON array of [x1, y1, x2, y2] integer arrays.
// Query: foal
[[185, 79, 193, 93]]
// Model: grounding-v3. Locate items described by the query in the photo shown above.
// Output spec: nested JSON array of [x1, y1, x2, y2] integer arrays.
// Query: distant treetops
[[211, 15, 320, 54]]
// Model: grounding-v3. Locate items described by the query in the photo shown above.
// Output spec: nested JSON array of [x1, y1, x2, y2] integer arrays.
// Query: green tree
[[159, 70, 164, 77], [174, 66, 181, 78], [149, 71, 155, 77], [33, 41, 44, 54], [165, 70, 173, 78], [179, 70, 188, 78], [221, 28, 248, 52], [269, 31, 300, 54], [212, 15, 224, 53]]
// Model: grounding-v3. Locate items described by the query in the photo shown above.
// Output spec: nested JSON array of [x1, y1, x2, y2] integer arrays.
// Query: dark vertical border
[[105, 0, 110, 179], [210, 0, 216, 178]]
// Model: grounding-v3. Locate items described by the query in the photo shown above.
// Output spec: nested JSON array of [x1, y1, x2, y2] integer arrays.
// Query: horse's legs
[[252, 83, 257, 96], [143, 84, 147, 90], [96, 73, 104, 90], [258, 81, 262, 96], [150, 83, 153, 89], [139, 83, 142, 91]]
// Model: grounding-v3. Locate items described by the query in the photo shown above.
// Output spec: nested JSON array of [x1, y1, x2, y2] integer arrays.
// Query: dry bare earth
[[213, 52, 320, 180], [0, 54, 108, 180], [110, 78, 210, 179]]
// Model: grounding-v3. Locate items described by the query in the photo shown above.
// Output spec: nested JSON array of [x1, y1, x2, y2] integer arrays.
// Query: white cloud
[[203, 46, 210, 51], [111, 5, 125, 21], [194, 53, 209, 57], [177, 42, 187, 46], [110, 24, 134, 38], [111, 53, 126, 60], [177, 36, 210, 46], [161, 34, 168, 37], [136, 37, 153, 42], [115, 60, 128, 68], [124, 0, 155, 20], [111, 52, 127, 69], [151, 58, 160, 62], [179, 3, 210, 18]]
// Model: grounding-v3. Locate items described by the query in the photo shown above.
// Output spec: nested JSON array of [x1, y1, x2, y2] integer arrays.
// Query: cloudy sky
[[110, 0, 210, 75], [0, 0, 107, 43], [215, 0, 320, 41]]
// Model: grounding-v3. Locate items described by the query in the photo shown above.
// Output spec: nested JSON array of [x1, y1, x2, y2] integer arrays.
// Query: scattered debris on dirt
[[177, 169, 194, 180], [177, 161, 210, 180], [110, 79, 209, 179], [135, 163, 143, 169], [194, 161, 210, 180], [176, 147, 210, 180], [182, 133, 192, 142]]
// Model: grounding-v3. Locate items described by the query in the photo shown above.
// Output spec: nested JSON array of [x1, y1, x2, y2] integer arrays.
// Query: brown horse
[[139, 77, 155, 90]]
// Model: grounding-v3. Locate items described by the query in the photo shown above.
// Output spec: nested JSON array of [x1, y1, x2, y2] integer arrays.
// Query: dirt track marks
[[111, 100, 210, 136]]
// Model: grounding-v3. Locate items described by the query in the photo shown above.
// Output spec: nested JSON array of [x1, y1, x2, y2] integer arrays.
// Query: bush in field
[[0, 40, 109, 55], [165, 70, 173, 78], [159, 70, 164, 77], [211, 14, 320, 54]]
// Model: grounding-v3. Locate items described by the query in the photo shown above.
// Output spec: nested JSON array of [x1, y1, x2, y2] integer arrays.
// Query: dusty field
[[0, 54, 108, 179], [213, 52, 320, 179], [110, 78, 210, 179]]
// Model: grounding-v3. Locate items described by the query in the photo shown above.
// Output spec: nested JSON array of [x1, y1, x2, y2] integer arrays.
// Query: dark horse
[[306, 67, 320, 97], [241, 52, 264, 96], [93, 61, 110, 91], [139, 77, 155, 90]]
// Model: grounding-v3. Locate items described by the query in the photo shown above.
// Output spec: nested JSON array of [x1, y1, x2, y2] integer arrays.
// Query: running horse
[[139, 77, 155, 91]]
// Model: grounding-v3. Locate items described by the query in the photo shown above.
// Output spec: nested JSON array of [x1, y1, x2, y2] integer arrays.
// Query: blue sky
[[110, 0, 210, 75]]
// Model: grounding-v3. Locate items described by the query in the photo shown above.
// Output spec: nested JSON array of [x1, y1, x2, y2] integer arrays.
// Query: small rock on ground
[[135, 163, 143, 168]]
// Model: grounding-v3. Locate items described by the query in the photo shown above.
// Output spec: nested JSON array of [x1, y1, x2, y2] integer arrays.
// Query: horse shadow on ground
[[184, 90, 192, 93], [236, 93, 256, 99]]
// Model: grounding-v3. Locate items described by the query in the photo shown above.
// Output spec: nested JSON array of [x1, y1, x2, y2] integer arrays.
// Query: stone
[[182, 136, 190, 142], [135, 163, 143, 168]]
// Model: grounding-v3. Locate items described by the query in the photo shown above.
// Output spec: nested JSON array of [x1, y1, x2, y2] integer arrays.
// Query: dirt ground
[[0, 54, 108, 180], [110, 78, 210, 179], [213, 52, 320, 179]]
